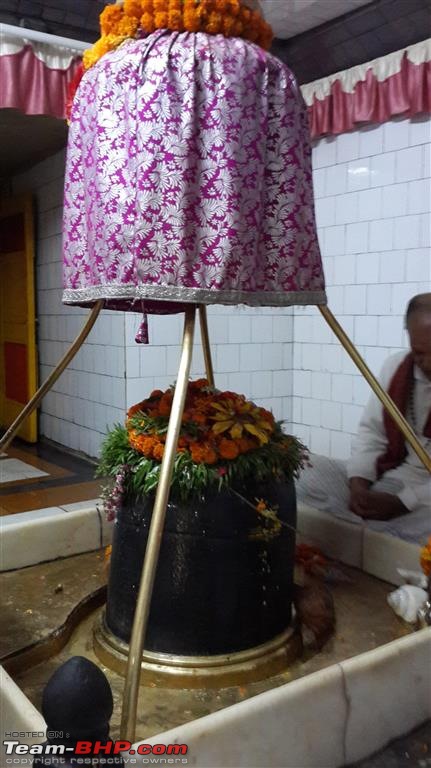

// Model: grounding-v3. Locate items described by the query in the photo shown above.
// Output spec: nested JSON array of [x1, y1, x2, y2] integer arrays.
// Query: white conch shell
[[387, 585, 428, 624]]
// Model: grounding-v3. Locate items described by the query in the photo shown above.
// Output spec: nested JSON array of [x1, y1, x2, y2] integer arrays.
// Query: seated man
[[296, 293, 431, 543]]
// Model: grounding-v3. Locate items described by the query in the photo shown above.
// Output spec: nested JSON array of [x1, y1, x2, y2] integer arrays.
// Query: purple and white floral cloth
[[63, 30, 326, 314]]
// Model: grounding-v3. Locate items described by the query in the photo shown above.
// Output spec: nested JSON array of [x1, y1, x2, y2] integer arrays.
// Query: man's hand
[[349, 477, 371, 516], [354, 491, 409, 520]]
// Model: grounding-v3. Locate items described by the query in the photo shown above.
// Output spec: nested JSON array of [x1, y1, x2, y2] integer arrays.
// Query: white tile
[[249, 371, 271, 398], [381, 182, 408, 218], [324, 225, 345, 256], [320, 400, 342, 430], [150, 314, 182, 346], [367, 283, 392, 314], [309, 427, 330, 456], [325, 163, 347, 196], [335, 192, 358, 224], [272, 315, 293, 342], [1, 508, 101, 571], [383, 117, 410, 152], [394, 214, 421, 250], [272, 370, 292, 398], [342, 632, 431, 764], [300, 397, 320, 426], [312, 135, 337, 168], [240, 343, 262, 371], [262, 343, 283, 370], [377, 316, 404, 348], [354, 315, 378, 346], [311, 371, 331, 401], [405, 248, 431, 282], [362, 528, 423, 585], [379, 250, 405, 283], [408, 179, 430, 214], [337, 130, 360, 163], [370, 151, 396, 188], [369, 218, 394, 252], [347, 159, 371, 191], [392, 282, 423, 315], [228, 315, 251, 343], [332, 373, 353, 404], [357, 187, 382, 222], [315, 196, 336, 227], [228, 371, 251, 395], [420, 212, 431, 248], [0, 507, 65, 527], [140, 346, 167, 377], [282, 343, 293, 369], [356, 252, 379, 284], [321, 344, 343, 373], [141, 663, 347, 768], [312, 167, 326, 198], [251, 316, 272, 343], [294, 315, 313, 343], [343, 285, 367, 315], [216, 344, 240, 373], [302, 343, 321, 372], [292, 370, 312, 398], [358, 123, 384, 157], [0, 459, 49, 483], [420, 141, 429, 179], [396, 145, 423, 183], [409, 115, 431, 146], [346, 222, 368, 254], [126, 347, 140, 378]]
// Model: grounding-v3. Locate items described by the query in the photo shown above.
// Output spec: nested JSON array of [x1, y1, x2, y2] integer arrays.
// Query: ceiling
[[262, 0, 373, 39]]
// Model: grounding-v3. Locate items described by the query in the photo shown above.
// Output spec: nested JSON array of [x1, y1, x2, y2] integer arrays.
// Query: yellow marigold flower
[[100, 5, 123, 35]]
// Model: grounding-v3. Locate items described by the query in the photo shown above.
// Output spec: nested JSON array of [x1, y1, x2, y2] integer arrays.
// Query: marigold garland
[[98, 379, 307, 511], [82, 0, 273, 71]]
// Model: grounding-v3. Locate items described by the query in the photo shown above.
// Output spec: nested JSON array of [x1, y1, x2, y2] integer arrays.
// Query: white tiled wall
[[293, 115, 431, 459], [13, 151, 127, 458], [10, 114, 430, 460]]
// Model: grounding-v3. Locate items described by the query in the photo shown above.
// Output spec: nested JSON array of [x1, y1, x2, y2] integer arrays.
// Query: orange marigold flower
[[168, 7, 183, 28], [219, 438, 239, 460], [190, 443, 207, 463], [140, 11, 156, 31], [124, 0, 143, 16], [141, 0, 154, 12], [256, 499, 267, 513], [202, 445, 218, 464], [159, 393, 173, 416], [207, 11, 222, 33], [118, 15, 140, 36], [154, 11, 168, 26], [420, 536, 431, 577], [153, 442, 165, 461], [100, 5, 123, 35]]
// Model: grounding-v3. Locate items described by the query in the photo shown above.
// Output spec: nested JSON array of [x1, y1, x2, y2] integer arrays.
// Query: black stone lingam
[[105, 481, 297, 657], [33, 656, 124, 767]]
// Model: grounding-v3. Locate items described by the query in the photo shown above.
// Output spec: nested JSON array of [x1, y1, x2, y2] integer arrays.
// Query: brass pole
[[319, 305, 431, 473], [121, 305, 196, 742], [0, 301, 104, 454], [199, 304, 215, 388]]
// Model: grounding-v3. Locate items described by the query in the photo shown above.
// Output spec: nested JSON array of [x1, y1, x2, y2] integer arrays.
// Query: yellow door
[[0, 196, 37, 442]]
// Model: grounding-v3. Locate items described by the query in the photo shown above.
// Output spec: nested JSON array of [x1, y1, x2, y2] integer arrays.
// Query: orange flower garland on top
[[126, 379, 276, 465], [82, 0, 273, 70]]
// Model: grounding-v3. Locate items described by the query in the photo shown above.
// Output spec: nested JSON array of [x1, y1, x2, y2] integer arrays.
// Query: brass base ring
[[94, 612, 301, 688]]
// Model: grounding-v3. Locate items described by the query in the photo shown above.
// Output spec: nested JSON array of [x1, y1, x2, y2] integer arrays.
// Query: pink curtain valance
[[0, 28, 84, 120], [301, 38, 431, 139]]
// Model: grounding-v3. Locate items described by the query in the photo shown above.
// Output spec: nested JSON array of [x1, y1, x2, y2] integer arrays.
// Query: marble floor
[[0, 440, 102, 515], [3, 548, 413, 743]]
